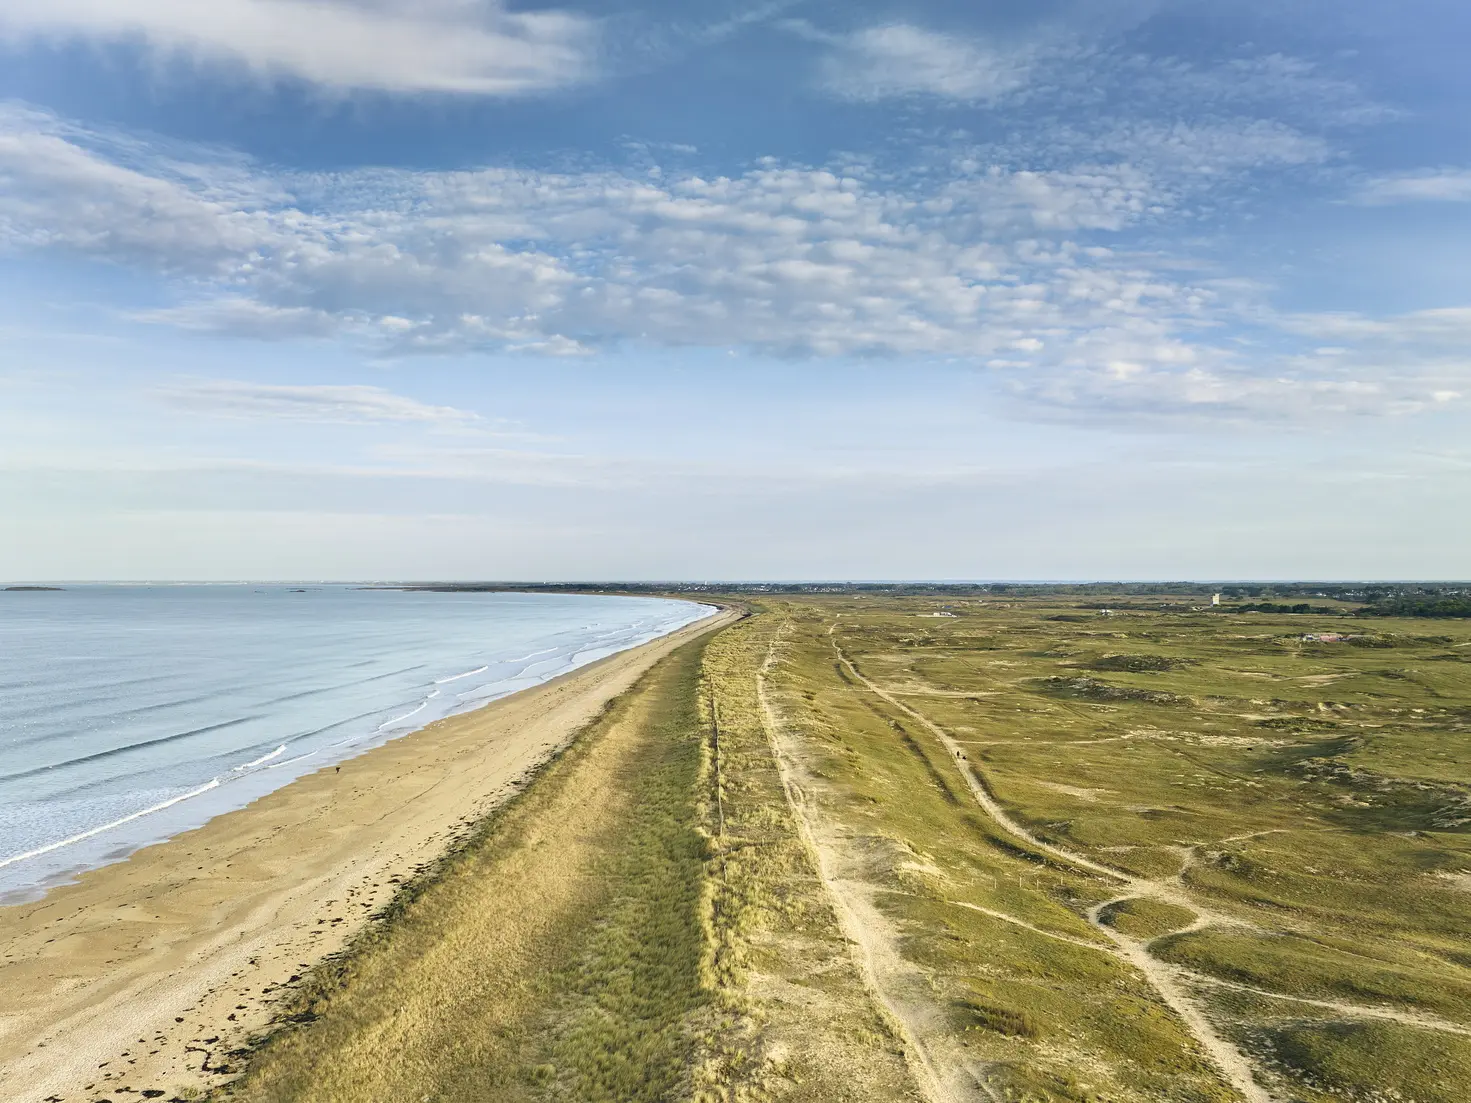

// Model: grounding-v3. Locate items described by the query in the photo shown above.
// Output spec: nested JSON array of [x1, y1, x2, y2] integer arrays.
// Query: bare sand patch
[[1037, 781, 1112, 802]]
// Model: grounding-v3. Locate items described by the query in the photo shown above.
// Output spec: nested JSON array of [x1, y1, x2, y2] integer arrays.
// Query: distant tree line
[[390, 581, 1471, 617], [1359, 596, 1471, 619], [400, 581, 1466, 596], [1231, 603, 1342, 615]]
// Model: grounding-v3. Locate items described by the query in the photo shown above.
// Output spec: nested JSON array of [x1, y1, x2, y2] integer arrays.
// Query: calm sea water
[[0, 586, 712, 901]]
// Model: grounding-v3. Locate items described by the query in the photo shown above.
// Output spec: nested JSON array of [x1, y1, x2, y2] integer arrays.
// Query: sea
[[0, 585, 713, 902]]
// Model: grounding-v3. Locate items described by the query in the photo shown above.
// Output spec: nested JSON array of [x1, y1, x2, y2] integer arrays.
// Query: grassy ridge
[[221, 632, 716, 1103], [690, 611, 921, 1101], [218, 614, 920, 1103]]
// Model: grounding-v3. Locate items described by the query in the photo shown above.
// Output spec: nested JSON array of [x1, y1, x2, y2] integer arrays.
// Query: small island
[[3, 585, 64, 592]]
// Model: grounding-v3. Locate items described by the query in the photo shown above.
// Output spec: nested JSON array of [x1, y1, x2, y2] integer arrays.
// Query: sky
[[1, 0, 1468, 581]]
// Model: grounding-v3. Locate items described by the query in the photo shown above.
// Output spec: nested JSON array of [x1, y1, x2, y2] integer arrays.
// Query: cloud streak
[[1353, 169, 1471, 205], [156, 380, 480, 424], [0, 0, 596, 94]]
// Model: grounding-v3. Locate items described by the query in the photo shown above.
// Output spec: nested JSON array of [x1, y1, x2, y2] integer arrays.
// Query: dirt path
[[950, 735, 1140, 746], [1182, 974, 1471, 1036], [887, 689, 998, 699], [756, 624, 999, 1103], [829, 632, 1274, 1103], [832, 629, 1471, 1097], [945, 900, 1110, 952]]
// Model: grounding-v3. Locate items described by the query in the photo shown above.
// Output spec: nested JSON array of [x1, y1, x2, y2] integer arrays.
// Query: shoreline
[[0, 605, 737, 1103], [0, 593, 717, 906]]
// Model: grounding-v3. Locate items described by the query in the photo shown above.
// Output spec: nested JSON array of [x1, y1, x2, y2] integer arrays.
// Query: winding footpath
[[824, 627, 1269, 1103], [826, 624, 1471, 1102], [756, 623, 1000, 1103]]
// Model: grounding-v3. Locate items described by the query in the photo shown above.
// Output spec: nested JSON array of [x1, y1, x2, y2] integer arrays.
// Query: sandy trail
[[886, 689, 997, 698], [945, 900, 1108, 952], [1180, 974, 1471, 1035], [951, 735, 1139, 746], [0, 608, 734, 1103], [757, 623, 999, 1103], [834, 631, 1471, 1099], [829, 631, 1274, 1103]]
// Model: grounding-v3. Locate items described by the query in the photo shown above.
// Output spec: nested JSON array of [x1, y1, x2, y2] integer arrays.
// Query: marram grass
[[215, 594, 1471, 1103]]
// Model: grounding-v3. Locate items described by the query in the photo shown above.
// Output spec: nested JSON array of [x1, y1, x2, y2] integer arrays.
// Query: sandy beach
[[0, 606, 735, 1103]]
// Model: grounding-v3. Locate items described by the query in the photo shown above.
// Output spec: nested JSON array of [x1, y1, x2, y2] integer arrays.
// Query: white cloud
[[943, 165, 1160, 232], [156, 381, 480, 424], [0, 0, 595, 94], [136, 299, 344, 337], [1, 108, 1463, 421], [816, 24, 1037, 104], [1353, 170, 1471, 205], [0, 113, 1184, 360], [1118, 53, 1393, 127], [1093, 120, 1332, 175], [808, 31, 1387, 133], [1021, 364, 1459, 421], [1281, 306, 1471, 344], [0, 116, 278, 273]]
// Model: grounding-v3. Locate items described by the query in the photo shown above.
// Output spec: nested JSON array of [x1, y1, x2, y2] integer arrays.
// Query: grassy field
[[214, 593, 1471, 1103], [747, 593, 1471, 1103]]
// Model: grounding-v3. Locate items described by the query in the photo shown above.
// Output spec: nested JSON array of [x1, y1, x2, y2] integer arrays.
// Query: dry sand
[[0, 607, 735, 1103]]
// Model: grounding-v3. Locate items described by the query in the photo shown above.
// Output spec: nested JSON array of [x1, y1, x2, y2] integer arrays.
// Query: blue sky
[[1, 0, 1468, 580]]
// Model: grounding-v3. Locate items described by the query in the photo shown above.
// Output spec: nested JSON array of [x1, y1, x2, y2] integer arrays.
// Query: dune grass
[[748, 593, 1471, 1102], [757, 603, 1239, 1103], [217, 613, 920, 1103], [690, 611, 921, 1101], [215, 593, 1471, 1102], [220, 631, 716, 1103]]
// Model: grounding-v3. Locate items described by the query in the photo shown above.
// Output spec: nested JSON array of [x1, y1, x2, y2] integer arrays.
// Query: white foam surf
[[0, 779, 223, 871], [234, 744, 287, 771]]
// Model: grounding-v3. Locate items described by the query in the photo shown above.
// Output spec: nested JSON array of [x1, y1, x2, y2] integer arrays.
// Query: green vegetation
[[1251, 1021, 1471, 1102], [223, 633, 717, 1103], [1099, 898, 1199, 940], [691, 612, 919, 1101], [218, 617, 915, 1103], [1364, 596, 1471, 618], [744, 593, 1471, 1102], [215, 591, 1471, 1103]]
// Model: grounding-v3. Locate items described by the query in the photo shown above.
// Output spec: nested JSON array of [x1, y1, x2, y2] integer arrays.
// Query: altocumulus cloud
[[1352, 169, 1471, 205], [811, 23, 1041, 104], [0, 0, 595, 94], [0, 105, 1465, 420]]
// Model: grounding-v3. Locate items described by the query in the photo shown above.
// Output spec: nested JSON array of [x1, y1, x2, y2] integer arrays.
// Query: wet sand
[[0, 607, 735, 1103]]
